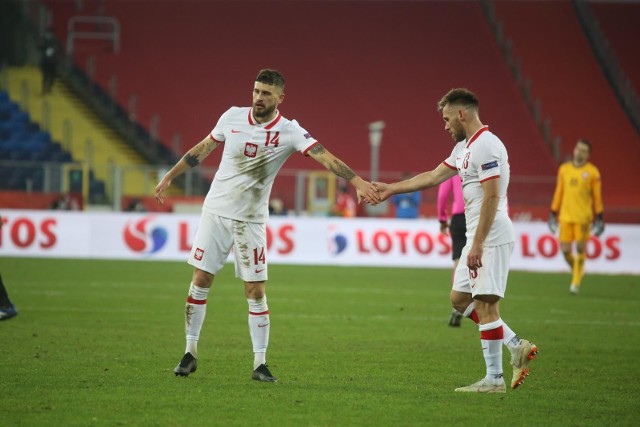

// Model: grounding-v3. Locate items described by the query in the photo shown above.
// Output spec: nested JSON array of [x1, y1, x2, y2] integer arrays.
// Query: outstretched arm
[[155, 135, 220, 204], [306, 143, 380, 204], [374, 163, 457, 202]]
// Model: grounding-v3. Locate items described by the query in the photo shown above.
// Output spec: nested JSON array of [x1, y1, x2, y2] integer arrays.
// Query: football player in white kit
[[155, 69, 380, 382], [374, 88, 538, 393]]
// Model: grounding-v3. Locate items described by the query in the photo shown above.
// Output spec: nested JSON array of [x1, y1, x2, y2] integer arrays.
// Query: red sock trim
[[480, 326, 504, 340], [469, 310, 480, 324], [249, 310, 269, 316], [187, 296, 207, 305]]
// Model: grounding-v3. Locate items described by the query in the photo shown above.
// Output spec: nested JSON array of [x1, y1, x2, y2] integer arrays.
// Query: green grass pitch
[[1, 258, 638, 426]]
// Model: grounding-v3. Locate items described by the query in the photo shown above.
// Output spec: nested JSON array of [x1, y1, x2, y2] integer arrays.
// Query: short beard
[[253, 103, 276, 119], [451, 129, 465, 142]]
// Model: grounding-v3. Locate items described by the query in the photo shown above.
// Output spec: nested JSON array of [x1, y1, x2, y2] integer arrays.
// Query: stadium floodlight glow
[[366, 121, 387, 216], [368, 121, 385, 182]]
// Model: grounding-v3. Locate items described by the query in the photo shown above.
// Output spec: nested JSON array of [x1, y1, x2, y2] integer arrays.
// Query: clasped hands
[[355, 181, 393, 205]]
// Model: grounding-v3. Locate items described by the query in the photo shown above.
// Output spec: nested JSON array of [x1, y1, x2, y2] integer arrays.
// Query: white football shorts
[[452, 242, 514, 298], [188, 211, 268, 282]]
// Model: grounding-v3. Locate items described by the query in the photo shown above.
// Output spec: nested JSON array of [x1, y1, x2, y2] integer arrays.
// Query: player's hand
[[592, 214, 605, 237], [548, 211, 558, 234], [439, 221, 449, 235], [154, 177, 171, 204], [372, 182, 393, 202], [467, 242, 483, 270], [355, 180, 380, 205]]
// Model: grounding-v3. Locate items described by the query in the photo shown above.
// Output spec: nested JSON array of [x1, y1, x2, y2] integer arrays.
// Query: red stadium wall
[[493, 0, 640, 212], [45, 0, 553, 179], [46, 1, 640, 220], [591, 1, 640, 96]]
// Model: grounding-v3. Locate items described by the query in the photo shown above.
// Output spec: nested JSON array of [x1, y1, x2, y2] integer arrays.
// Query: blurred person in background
[[50, 193, 80, 210], [0, 214, 18, 321], [268, 198, 286, 216], [548, 138, 604, 294], [391, 172, 421, 219], [332, 182, 357, 217], [40, 28, 58, 95], [154, 69, 379, 382], [126, 198, 147, 212], [437, 174, 466, 327]]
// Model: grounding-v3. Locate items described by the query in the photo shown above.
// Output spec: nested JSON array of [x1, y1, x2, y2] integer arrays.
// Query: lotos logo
[[123, 217, 168, 254], [328, 233, 348, 256]]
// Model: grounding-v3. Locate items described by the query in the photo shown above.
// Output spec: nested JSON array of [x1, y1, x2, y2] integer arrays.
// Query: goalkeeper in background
[[548, 139, 604, 294]]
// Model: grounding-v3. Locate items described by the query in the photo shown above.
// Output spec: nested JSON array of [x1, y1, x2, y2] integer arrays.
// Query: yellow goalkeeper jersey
[[551, 161, 603, 223]]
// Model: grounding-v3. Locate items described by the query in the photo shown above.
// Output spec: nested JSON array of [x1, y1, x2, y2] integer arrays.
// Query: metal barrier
[[66, 16, 121, 55]]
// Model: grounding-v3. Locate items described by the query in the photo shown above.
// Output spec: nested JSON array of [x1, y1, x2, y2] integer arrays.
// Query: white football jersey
[[444, 126, 514, 246], [203, 107, 318, 223]]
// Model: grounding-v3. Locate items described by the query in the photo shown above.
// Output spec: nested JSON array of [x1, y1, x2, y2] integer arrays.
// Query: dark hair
[[256, 69, 285, 90], [577, 138, 592, 153], [437, 88, 479, 111]]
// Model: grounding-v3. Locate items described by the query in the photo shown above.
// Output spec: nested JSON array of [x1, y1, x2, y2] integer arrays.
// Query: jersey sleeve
[[443, 147, 458, 170], [550, 165, 564, 212], [591, 165, 604, 215], [475, 141, 502, 182], [288, 120, 318, 154], [210, 108, 233, 142]]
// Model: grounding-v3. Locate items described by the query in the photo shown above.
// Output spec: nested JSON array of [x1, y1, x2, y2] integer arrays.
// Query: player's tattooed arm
[[329, 159, 356, 181], [309, 143, 357, 181], [183, 153, 200, 167], [184, 138, 219, 167], [307, 142, 380, 204], [156, 136, 219, 204], [308, 143, 327, 156]]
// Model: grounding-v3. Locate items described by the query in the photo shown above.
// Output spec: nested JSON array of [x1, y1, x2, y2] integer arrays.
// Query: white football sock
[[479, 319, 504, 382], [464, 302, 519, 354], [184, 282, 210, 358], [248, 296, 270, 370], [501, 321, 521, 353]]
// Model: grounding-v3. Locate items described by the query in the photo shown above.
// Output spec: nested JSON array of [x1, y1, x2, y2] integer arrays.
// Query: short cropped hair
[[437, 88, 479, 112], [256, 69, 285, 91], [577, 138, 592, 153]]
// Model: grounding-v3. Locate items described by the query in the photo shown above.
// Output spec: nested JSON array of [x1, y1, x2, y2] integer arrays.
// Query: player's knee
[[245, 281, 266, 299], [450, 291, 472, 313], [192, 268, 214, 288], [451, 301, 468, 314]]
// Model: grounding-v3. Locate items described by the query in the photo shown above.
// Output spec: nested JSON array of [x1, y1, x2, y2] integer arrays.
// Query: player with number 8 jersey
[[155, 69, 380, 382], [373, 88, 538, 393]]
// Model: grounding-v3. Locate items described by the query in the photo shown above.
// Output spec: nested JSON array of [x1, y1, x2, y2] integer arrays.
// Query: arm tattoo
[[309, 143, 327, 155], [183, 140, 219, 168], [184, 153, 200, 167], [200, 139, 218, 157], [330, 159, 356, 181]]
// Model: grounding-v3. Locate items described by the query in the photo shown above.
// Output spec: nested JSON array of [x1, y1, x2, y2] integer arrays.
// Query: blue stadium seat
[[37, 131, 52, 145], [51, 150, 72, 163], [10, 111, 30, 126], [9, 148, 30, 162], [30, 169, 45, 191]]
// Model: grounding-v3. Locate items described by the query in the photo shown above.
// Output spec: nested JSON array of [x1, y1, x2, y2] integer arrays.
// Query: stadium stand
[[591, 1, 640, 95], [2, 65, 160, 202], [0, 88, 75, 192], [41, 0, 564, 216], [492, 0, 640, 216], [28, 1, 640, 220], [44, 0, 554, 173]]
